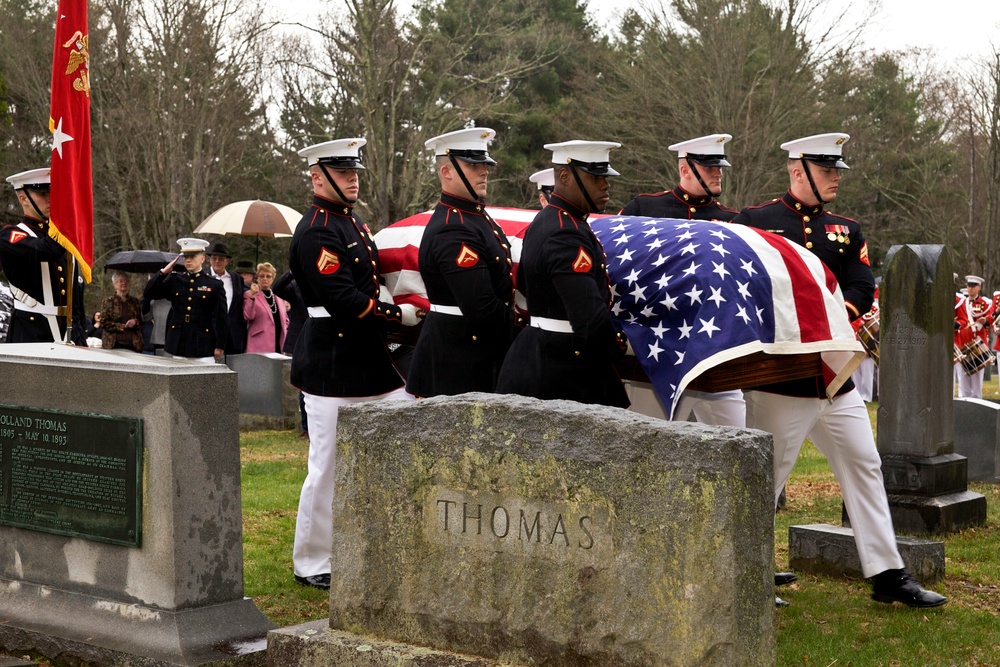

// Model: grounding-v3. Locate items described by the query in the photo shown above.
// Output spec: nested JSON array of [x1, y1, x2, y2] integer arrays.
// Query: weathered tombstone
[[953, 398, 1000, 483], [877, 244, 986, 532], [0, 344, 274, 666], [268, 394, 776, 667], [225, 352, 297, 430]]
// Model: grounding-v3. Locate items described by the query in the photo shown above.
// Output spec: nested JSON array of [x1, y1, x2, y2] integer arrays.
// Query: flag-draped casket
[[375, 209, 863, 418]]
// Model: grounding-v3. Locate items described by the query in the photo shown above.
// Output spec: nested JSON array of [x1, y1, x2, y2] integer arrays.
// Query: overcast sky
[[274, 0, 1000, 69]]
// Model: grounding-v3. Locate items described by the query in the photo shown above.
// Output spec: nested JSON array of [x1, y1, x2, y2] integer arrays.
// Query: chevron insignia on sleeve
[[9, 230, 27, 244], [572, 247, 593, 273], [456, 243, 480, 268], [859, 241, 870, 266], [317, 247, 341, 274]]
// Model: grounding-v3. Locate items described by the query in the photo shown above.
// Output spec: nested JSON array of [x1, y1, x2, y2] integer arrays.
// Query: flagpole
[[64, 254, 75, 344]]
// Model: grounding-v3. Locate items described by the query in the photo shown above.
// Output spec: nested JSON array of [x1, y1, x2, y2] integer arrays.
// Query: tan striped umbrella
[[194, 200, 301, 263]]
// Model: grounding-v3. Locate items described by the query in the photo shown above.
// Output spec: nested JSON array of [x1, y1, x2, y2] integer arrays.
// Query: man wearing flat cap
[[955, 274, 993, 398], [733, 133, 946, 609], [0, 167, 86, 344], [498, 140, 629, 407], [288, 137, 418, 590], [621, 133, 739, 222], [406, 127, 515, 397], [143, 237, 228, 362], [205, 242, 248, 354]]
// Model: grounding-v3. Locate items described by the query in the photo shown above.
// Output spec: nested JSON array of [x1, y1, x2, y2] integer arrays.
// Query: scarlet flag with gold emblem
[[47, 0, 94, 283]]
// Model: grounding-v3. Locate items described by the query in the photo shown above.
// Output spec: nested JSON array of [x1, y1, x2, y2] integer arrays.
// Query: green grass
[[241, 398, 1000, 666]]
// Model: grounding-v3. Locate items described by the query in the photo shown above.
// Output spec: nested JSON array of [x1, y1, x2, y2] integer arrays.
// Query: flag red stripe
[[753, 230, 833, 342]]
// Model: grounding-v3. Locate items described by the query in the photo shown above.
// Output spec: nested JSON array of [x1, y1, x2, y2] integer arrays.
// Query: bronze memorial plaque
[[0, 405, 143, 546]]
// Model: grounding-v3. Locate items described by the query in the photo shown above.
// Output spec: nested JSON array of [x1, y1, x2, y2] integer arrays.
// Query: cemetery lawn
[[241, 409, 1000, 666]]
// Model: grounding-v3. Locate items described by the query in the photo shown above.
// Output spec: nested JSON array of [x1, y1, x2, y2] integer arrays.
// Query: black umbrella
[[104, 250, 178, 273]]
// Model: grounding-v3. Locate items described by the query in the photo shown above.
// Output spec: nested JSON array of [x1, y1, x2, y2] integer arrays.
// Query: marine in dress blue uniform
[[497, 140, 629, 408], [529, 168, 555, 209], [406, 128, 515, 397], [142, 238, 228, 361], [620, 134, 739, 222], [288, 138, 417, 589], [0, 168, 85, 344], [621, 135, 747, 427], [734, 132, 945, 608]]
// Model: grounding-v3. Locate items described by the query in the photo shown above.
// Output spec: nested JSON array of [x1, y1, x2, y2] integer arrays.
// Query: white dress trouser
[[293, 386, 413, 577], [672, 389, 746, 427], [745, 389, 904, 578], [851, 357, 876, 403], [957, 367, 984, 399]]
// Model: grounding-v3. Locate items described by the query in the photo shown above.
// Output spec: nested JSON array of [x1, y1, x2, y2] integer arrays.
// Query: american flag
[[376, 210, 863, 418]]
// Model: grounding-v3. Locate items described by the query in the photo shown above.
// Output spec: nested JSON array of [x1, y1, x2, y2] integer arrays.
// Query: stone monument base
[[267, 622, 507, 667], [881, 491, 987, 534], [0, 578, 271, 667], [788, 524, 945, 583], [0, 655, 36, 667]]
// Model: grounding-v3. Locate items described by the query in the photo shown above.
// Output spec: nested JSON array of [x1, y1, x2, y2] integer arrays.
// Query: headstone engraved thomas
[[877, 245, 985, 532], [268, 393, 776, 667], [0, 405, 142, 546]]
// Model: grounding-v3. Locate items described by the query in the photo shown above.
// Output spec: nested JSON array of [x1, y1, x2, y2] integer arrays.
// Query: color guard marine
[[406, 127, 515, 397], [288, 137, 416, 590], [498, 140, 629, 408], [0, 168, 85, 344], [620, 134, 739, 222], [142, 237, 228, 362], [734, 132, 946, 608]]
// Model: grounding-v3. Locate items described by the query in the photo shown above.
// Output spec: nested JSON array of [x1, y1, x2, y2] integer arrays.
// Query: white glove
[[399, 303, 421, 327], [972, 322, 984, 333]]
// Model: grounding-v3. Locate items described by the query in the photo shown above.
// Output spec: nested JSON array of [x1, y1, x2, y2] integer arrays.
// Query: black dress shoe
[[775, 595, 790, 607], [775, 571, 798, 586], [294, 573, 331, 590], [870, 569, 946, 608]]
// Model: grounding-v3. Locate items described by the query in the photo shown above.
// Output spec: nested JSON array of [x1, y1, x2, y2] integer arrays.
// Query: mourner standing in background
[[100, 271, 144, 351], [406, 128, 515, 397], [0, 168, 85, 344], [143, 237, 228, 362], [288, 138, 418, 590], [734, 132, 946, 608], [498, 140, 629, 408], [955, 275, 993, 399], [206, 242, 248, 355], [620, 133, 740, 222]]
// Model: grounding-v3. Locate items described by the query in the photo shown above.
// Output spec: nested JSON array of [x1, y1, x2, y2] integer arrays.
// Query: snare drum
[[856, 314, 880, 366], [960, 338, 996, 376]]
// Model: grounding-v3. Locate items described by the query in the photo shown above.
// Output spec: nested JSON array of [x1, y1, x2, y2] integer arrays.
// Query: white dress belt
[[530, 316, 574, 334], [13, 300, 61, 316], [307, 306, 331, 318], [429, 304, 463, 316]]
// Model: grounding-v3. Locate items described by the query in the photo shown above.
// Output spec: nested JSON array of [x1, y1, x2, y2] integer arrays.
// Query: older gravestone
[[0, 344, 274, 666], [225, 352, 298, 430], [877, 245, 986, 532], [268, 394, 776, 667], [953, 398, 1000, 483]]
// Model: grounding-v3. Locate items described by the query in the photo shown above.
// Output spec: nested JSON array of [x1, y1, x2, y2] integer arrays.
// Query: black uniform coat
[[620, 185, 738, 221], [208, 268, 248, 354], [406, 192, 515, 397], [733, 190, 875, 398], [143, 268, 229, 358], [0, 215, 85, 344], [288, 195, 404, 397], [497, 194, 629, 408]]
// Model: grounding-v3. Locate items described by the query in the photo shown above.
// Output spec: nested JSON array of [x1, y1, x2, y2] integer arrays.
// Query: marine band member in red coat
[[955, 275, 993, 398]]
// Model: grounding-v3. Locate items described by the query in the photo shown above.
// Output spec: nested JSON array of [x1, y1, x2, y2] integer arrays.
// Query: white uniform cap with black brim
[[298, 138, 367, 170], [425, 127, 497, 165], [544, 140, 622, 177], [781, 133, 851, 169], [668, 134, 733, 167]]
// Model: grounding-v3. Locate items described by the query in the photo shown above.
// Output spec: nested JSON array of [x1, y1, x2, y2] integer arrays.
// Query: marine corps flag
[[47, 0, 94, 283]]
